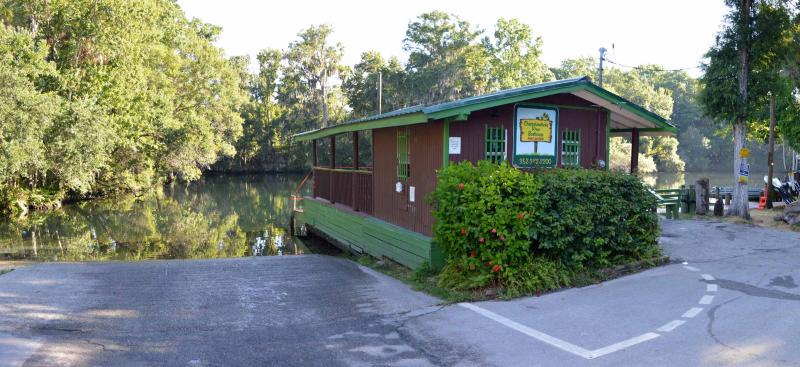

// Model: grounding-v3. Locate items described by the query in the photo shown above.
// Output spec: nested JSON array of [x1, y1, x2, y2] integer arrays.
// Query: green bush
[[430, 161, 661, 296]]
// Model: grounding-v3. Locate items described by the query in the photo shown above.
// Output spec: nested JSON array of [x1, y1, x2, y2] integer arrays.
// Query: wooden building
[[292, 77, 676, 269]]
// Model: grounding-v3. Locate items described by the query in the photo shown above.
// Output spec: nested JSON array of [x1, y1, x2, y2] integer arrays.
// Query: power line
[[604, 59, 701, 73]]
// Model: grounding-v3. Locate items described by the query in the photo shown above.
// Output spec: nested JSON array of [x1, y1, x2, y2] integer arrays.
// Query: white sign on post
[[739, 162, 750, 177], [409, 186, 416, 202], [448, 137, 461, 154]]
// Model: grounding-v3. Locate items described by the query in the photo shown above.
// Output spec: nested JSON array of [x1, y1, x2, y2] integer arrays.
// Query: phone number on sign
[[516, 156, 554, 166]]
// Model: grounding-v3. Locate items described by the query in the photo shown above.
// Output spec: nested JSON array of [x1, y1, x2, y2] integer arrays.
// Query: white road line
[[707, 284, 718, 292], [656, 320, 686, 332], [701, 274, 715, 281], [458, 303, 661, 359], [699, 295, 714, 305], [682, 307, 704, 318], [587, 333, 661, 359], [457, 303, 594, 358], [683, 266, 700, 271]]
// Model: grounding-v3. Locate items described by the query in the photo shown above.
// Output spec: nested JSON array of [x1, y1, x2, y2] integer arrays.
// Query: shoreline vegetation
[[4, 1, 795, 220]]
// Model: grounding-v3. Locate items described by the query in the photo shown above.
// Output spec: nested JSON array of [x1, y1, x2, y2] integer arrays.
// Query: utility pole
[[598, 47, 607, 87], [377, 71, 383, 115], [766, 91, 776, 209]]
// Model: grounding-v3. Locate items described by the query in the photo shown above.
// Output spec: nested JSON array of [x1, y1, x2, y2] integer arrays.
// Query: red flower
[[458, 183, 465, 190], [517, 212, 523, 220], [491, 228, 497, 234], [479, 237, 485, 243], [469, 264, 475, 271], [469, 251, 476, 258], [460, 228, 466, 236], [492, 264, 502, 273]]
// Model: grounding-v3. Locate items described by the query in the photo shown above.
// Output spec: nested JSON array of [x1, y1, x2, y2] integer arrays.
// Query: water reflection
[[0, 174, 320, 261], [641, 170, 792, 190]]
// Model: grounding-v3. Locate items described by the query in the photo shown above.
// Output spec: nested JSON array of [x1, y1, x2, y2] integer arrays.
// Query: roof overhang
[[294, 77, 676, 141]]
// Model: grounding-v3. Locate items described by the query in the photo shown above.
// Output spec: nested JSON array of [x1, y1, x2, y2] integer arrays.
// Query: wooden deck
[[294, 197, 443, 270]]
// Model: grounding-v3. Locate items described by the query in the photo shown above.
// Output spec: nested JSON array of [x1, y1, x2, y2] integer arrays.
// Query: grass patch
[[347, 253, 669, 302], [0, 269, 12, 277], [344, 254, 475, 303]]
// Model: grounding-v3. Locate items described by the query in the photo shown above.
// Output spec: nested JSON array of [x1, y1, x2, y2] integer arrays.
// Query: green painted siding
[[296, 198, 444, 270]]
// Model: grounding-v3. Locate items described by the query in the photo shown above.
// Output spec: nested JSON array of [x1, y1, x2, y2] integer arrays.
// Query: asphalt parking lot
[[1, 219, 799, 366]]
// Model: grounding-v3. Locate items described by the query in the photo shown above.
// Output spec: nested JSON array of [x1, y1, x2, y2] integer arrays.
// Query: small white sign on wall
[[409, 186, 416, 202], [448, 137, 461, 155], [395, 181, 403, 193]]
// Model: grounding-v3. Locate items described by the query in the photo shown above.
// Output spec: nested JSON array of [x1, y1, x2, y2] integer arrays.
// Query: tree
[[0, 0, 248, 215], [484, 18, 554, 89], [226, 49, 285, 171], [404, 11, 490, 104], [0, 25, 60, 193], [342, 51, 408, 118], [699, 0, 794, 219], [284, 25, 345, 127], [553, 58, 686, 173], [552, 57, 598, 81]]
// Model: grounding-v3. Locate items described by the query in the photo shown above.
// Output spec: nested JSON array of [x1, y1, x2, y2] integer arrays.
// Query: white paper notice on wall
[[395, 181, 403, 193], [409, 186, 416, 202], [448, 137, 461, 154]]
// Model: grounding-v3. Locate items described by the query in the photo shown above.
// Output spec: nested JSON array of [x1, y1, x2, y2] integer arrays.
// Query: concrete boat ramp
[[1, 220, 799, 366]]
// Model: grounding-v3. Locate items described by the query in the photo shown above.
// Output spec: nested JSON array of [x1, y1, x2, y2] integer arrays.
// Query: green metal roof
[[294, 76, 676, 141]]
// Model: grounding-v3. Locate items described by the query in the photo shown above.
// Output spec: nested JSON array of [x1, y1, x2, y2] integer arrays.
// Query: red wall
[[448, 93, 608, 168], [369, 93, 609, 237], [372, 122, 443, 236]]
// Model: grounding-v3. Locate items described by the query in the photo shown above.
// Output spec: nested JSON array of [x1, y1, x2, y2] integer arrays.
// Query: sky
[[176, 0, 729, 77]]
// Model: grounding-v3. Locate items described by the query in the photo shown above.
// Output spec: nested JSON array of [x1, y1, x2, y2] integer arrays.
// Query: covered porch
[[308, 130, 374, 215]]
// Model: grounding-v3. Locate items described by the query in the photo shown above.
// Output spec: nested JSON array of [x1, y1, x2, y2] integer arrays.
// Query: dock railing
[[311, 167, 373, 215], [291, 169, 313, 212]]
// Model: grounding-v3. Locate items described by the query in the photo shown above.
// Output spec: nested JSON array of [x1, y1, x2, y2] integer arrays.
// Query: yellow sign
[[520, 118, 552, 142], [739, 147, 750, 158]]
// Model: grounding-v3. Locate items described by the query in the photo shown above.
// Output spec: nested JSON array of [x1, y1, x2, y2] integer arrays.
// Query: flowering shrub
[[430, 161, 660, 296]]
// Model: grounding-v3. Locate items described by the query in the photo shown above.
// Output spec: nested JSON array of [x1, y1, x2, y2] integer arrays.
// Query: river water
[[0, 174, 337, 262], [641, 170, 794, 189], [2, 171, 793, 262]]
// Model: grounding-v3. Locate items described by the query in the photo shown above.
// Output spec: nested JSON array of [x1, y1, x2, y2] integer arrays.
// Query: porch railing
[[312, 167, 373, 215]]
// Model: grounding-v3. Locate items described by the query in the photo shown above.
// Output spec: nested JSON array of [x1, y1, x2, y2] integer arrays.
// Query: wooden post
[[330, 136, 335, 204], [766, 92, 776, 209], [595, 109, 601, 166], [352, 132, 359, 211], [352, 132, 359, 170], [714, 187, 724, 216], [311, 139, 317, 167], [329, 136, 336, 169], [311, 139, 318, 198], [695, 178, 710, 215], [630, 128, 640, 175]]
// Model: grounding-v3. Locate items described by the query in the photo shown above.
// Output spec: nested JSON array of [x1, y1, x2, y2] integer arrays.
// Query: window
[[484, 125, 507, 164], [397, 128, 410, 180], [335, 134, 353, 168], [358, 130, 373, 169], [561, 129, 581, 167], [316, 138, 330, 166]]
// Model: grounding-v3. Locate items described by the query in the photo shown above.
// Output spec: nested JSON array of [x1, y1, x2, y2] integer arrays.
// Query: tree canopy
[[0, 0, 247, 215], [5, 3, 797, 218]]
